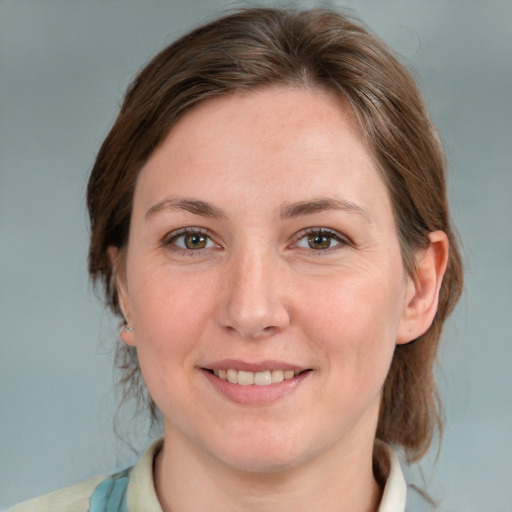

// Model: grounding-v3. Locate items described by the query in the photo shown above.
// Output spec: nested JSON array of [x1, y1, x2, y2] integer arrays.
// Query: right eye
[[164, 228, 217, 252]]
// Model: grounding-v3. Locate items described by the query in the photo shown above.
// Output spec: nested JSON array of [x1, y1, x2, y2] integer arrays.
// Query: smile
[[202, 364, 311, 404], [212, 369, 302, 386]]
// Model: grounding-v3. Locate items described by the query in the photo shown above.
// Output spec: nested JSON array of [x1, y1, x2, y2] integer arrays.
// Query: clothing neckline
[[126, 437, 406, 511]]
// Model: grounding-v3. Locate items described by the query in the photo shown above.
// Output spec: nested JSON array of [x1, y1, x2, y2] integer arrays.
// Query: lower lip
[[202, 369, 310, 405]]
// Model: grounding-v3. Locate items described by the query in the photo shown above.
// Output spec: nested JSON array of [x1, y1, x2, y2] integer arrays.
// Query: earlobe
[[397, 231, 449, 345], [119, 324, 136, 346], [107, 246, 136, 347]]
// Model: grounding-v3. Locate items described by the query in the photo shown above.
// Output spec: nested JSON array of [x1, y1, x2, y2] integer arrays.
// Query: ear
[[107, 246, 136, 347], [396, 231, 449, 345]]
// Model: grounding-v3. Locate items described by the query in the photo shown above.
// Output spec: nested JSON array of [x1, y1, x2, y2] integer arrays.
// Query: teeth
[[271, 369, 284, 383], [227, 369, 238, 384], [254, 371, 271, 386], [213, 368, 302, 385], [238, 371, 254, 386]]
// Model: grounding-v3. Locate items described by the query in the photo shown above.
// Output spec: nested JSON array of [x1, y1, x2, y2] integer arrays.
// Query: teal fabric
[[88, 469, 131, 512]]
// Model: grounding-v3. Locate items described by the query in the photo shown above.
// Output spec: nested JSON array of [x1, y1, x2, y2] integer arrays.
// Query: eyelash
[[162, 227, 218, 255], [162, 227, 351, 255], [292, 228, 351, 253]]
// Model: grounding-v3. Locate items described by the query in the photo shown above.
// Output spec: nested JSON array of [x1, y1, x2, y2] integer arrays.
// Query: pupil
[[309, 234, 330, 249], [185, 234, 206, 249]]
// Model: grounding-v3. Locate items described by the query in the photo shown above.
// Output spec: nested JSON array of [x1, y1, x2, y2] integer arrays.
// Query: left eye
[[295, 230, 344, 250], [172, 232, 215, 250]]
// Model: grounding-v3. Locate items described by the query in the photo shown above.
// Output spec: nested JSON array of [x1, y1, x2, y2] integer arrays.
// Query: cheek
[[299, 268, 404, 383], [126, 267, 217, 414], [128, 265, 216, 362]]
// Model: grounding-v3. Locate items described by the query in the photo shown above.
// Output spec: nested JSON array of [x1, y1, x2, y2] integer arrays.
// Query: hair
[[87, 7, 463, 463]]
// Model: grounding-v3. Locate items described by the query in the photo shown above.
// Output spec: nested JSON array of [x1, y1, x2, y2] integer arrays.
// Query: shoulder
[[7, 476, 106, 512], [7, 439, 164, 512]]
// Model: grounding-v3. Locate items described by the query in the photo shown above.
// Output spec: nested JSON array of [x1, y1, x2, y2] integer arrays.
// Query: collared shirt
[[9, 438, 409, 511]]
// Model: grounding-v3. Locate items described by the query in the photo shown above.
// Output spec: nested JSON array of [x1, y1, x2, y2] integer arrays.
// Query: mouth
[[204, 368, 309, 386], [201, 362, 312, 404]]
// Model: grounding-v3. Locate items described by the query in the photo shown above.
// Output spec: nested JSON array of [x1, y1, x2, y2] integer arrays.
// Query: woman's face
[[117, 87, 416, 472]]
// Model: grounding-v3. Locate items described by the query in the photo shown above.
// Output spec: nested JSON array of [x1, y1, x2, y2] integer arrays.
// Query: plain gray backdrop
[[1, 0, 511, 510]]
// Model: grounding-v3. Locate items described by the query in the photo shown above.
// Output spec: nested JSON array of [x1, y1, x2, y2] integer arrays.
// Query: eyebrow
[[145, 197, 227, 220], [145, 196, 370, 222], [280, 198, 371, 222]]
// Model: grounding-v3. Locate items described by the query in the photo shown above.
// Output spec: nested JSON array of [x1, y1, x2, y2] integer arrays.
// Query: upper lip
[[203, 359, 309, 373]]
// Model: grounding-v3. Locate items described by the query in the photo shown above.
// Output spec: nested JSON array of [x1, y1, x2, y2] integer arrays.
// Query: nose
[[216, 246, 290, 340]]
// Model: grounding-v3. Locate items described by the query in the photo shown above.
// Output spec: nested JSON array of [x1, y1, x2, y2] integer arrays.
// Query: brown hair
[[87, 7, 463, 462]]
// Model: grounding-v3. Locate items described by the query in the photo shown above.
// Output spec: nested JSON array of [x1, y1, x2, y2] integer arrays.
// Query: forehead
[[168, 86, 369, 164], [134, 86, 391, 221]]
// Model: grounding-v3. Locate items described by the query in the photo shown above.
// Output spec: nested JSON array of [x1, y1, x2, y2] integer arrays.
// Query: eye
[[165, 228, 217, 251], [294, 229, 347, 251]]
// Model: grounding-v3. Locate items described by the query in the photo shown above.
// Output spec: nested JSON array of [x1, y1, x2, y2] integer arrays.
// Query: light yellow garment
[[9, 438, 407, 512]]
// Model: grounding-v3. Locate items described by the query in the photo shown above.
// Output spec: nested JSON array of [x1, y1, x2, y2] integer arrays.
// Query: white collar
[[376, 441, 407, 511]]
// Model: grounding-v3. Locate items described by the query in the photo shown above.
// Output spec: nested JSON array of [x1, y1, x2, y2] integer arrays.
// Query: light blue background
[[1, 1, 511, 510]]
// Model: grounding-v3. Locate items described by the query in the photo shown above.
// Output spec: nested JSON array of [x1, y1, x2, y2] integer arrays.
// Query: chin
[[220, 450, 304, 474], [209, 429, 316, 474]]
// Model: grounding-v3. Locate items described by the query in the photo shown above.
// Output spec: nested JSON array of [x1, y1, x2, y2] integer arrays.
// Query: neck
[[154, 427, 382, 512]]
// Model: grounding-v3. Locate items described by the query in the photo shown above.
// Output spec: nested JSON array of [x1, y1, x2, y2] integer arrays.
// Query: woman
[[11, 7, 462, 512]]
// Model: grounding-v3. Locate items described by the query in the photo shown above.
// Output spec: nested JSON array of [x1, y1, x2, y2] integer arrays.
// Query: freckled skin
[[115, 87, 429, 511]]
